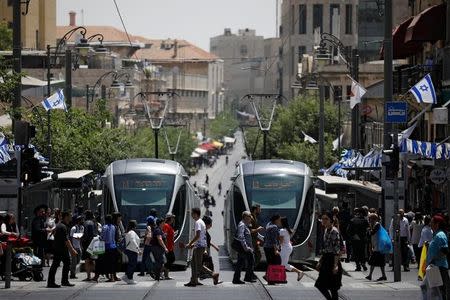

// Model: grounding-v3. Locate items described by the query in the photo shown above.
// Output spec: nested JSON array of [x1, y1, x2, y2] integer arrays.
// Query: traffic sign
[[386, 102, 408, 123]]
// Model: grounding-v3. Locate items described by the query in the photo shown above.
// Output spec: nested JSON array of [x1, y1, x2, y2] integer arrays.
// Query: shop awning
[[318, 175, 382, 195], [212, 140, 224, 148], [405, 3, 446, 43], [190, 152, 201, 158], [57, 170, 93, 180], [380, 16, 423, 59], [224, 136, 236, 143], [200, 143, 216, 151], [194, 148, 208, 155]]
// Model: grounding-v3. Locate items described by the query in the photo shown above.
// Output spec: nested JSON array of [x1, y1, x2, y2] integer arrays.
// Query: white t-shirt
[[125, 230, 141, 253], [194, 219, 207, 248], [279, 228, 292, 248], [70, 225, 84, 250]]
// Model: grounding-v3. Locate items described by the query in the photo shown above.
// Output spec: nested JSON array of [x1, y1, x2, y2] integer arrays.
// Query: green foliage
[[243, 95, 340, 173], [26, 103, 196, 174], [0, 56, 22, 105], [208, 111, 239, 140], [0, 21, 13, 51]]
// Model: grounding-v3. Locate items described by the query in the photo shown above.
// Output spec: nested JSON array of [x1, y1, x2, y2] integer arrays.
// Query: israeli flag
[[41, 90, 67, 111], [409, 74, 437, 104], [0, 134, 11, 164]]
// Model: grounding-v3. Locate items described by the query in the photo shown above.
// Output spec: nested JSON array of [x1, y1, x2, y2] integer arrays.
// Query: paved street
[[0, 133, 425, 299]]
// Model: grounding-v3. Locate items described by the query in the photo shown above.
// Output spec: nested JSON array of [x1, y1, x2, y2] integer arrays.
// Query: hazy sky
[[57, 0, 277, 51]]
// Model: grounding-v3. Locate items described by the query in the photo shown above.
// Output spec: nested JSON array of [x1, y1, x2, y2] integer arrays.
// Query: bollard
[[4, 242, 12, 288]]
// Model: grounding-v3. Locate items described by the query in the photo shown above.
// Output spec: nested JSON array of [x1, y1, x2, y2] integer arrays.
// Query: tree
[[0, 56, 21, 106], [243, 95, 340, 173], [208, 111, 239, 140], [0, 21, 13, 51]]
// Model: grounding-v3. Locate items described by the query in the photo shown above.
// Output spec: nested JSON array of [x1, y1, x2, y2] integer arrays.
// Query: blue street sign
[[385, 102, 408, 123]]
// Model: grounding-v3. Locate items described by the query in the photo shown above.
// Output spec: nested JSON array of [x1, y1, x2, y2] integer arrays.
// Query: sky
[[57, 0, 278, 51]]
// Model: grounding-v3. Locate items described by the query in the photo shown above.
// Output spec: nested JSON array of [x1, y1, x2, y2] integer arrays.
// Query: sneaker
[[47, 283, 61, 288], [128, 280, 137, 285], [376, 276, 387, 281], [232, 280, 245, 284], [365, 275, 372, 281], [297, 272, 304, 282]]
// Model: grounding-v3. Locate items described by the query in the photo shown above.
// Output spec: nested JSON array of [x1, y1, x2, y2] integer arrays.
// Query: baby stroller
[[0, 236, 44, 282], [12, 247, 44, 281]]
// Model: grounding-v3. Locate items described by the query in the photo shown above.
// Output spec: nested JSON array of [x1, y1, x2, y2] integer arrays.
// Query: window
[[298, 46, 306, 63], [299, 4, 307, 34], [292, 187, 315, 245], [291, 46, 296, 75], [313, 4, 323, 34], [346, 85, 352, 100], [171, 185, 186, 232], [345, 4, 353, 34], [240, 45, 248, 57], [329, 4, 340, 34]]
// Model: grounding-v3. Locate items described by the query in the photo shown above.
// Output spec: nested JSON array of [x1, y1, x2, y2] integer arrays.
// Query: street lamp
[[133, 91, 179, 158], [317, 32, 360, 151]]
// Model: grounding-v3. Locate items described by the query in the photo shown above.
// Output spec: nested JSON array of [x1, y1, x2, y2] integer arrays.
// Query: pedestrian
[[93, 215, 117, 282], [218, 182, 222, 195], [339, 202, 352, 263], [0, 213, 19, 237], [250, 204, 264, 269], [81, 210, 97, 282], [332, 207, 340, 229], [44, 208, 55, 267], [69, 215, 84, 279], [31, 205, 47, 267], [410, 212, 424, 268], [162, 213, 176, 280], [205, 174, 209, 185], [233, 211, 255, 284], [389, 209, 411, 271], [365, 213, 387, 281], [121, 220, 140, 285], [279, 217, 304, 281], [425, 215, 449, 300], [111, 212, 123, 282], [263, 214, 282, 267], [200, 216, 220, 281], [151, 218, 168, 281], [185, 207, 220, 286], [418, 216, 433, 249], [315, 211, 343, 300], [347, 207, 369, 272], [139, 216, 155, 278], [47, 211, 78, 288]]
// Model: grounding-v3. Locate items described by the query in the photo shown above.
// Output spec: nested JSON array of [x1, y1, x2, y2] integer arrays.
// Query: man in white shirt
[[69, 216, 84, 279], [185, 207, 219, 286], [389, 209, 411, 271]]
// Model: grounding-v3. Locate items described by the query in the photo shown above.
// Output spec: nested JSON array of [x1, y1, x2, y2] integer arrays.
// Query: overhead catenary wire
[[111, 0, 139, 60]]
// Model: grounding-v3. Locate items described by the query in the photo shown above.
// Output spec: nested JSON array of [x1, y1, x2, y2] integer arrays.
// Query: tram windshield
[[244, 174, 304, 225], [114, 174, 175, 223]]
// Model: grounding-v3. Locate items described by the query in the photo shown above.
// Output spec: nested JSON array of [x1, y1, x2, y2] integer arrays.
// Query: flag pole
[[407, 104, 432, 126]]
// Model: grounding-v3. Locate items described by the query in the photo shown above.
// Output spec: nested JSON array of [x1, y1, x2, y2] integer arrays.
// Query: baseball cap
[[165, 213, 175, 219]]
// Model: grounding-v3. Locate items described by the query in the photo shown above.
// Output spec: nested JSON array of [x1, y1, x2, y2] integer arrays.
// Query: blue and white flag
[[409, 74, 437, 104], [41, 90, 67, 111], [0, 134, 11, 164]]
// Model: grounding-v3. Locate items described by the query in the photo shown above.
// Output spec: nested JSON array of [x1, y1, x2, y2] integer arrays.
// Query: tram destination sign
[[385, 101, 408, 123]]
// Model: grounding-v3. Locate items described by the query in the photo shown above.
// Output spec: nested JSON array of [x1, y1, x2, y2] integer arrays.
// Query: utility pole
[[12, 0, 22, 119], [278, 46, 284, 102], [383, 0, 400, 282], [46, 45, 52, 167], [65, 50, 72, 109], [351, 49, 360, 150], [319, 85, 325, 171]]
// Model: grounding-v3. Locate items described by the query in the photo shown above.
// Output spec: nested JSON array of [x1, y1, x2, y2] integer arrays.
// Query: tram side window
[[233, 186, 246, 227], [172, 184, 186, 232], [292, 187, 315, 245]]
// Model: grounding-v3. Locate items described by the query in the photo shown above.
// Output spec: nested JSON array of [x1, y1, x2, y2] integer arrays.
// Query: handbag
[[87, 236, 105, 256], [425, 264, 443, 288], [265, 265, 287, 284]]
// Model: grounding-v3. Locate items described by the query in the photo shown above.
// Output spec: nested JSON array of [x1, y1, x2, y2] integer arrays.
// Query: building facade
[[0, 0, 56, 50]]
